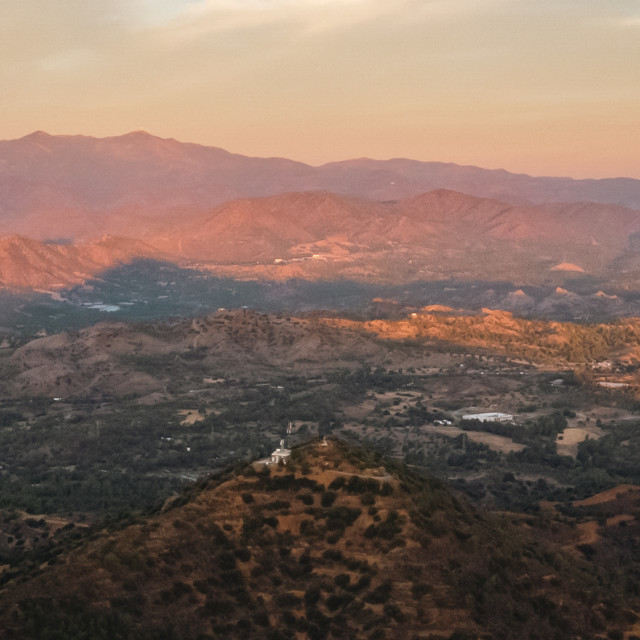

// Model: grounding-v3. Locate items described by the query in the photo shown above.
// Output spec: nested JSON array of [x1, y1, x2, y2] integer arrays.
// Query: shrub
[[237, 618, 252, 632], [365, 580, 392, 604], [217, 551, 236, 571], [326, 592, 354, 611], [299, 552, 313, 568], [361, 492, 376, 506], [252, 611, 270, 627], [276, 592, 302, 608], [346, 476, 380, 495], [234, 547, 252, 562], [304, 586, 321, 607], [349, 574, 371, 593], [193, 579, 210, 594], [264, 500, 290, 511], [326, 507, 361, 529], [380, 483, 393, 496], [322, 549, 343, 562], [411, 582, 430, 599], [321, 491, 337, 507], [300, 520, 317, 536], [334, 574, 350, 588], [383, 603, 404, 622], [204, 597, 236, 617], [172, 580, 193, 598]]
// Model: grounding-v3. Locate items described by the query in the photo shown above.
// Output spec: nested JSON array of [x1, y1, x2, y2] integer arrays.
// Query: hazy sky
[[2, 0, 639, 177]]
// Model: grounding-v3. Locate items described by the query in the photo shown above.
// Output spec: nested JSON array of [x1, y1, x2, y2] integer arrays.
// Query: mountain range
[[3, 132, 640, 231], [1, 131, 640, 293]]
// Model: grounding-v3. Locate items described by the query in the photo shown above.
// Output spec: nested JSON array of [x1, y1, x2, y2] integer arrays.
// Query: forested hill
[[1, 439, 638, 639]]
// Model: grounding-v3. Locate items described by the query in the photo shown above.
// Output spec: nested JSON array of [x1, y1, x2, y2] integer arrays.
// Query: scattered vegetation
[[1, 439, 638, 639]]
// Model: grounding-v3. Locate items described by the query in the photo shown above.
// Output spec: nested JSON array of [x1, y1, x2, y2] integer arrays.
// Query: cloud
[[120, 0, 206, 28], [611, 15, 640, 28], [38, 49, 103, 72], [139, 0, 507, 43]]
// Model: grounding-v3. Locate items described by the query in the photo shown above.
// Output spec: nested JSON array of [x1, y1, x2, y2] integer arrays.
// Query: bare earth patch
[[556, 426, 603, 457], [574, 485, 640, 507], [419, 425, 525, 454], [179, 409, 206, 425]]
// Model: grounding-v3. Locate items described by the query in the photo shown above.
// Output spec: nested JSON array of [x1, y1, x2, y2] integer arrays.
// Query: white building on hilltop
[[269, 439, 291, 465], [462, 412, 514, 423]]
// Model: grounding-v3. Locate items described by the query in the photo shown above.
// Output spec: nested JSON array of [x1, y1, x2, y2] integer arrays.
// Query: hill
[[3, 310, 401, 398], [0, 235, 163, 289], [0, 438, 636, 639], [6, 308, 640, 400]]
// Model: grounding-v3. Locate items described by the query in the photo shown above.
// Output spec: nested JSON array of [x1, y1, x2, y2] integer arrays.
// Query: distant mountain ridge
[[1, 131, 639, 244], [0, 188, 639, 289], [1, 131, 640, 293], [150, 189, 640, 281]]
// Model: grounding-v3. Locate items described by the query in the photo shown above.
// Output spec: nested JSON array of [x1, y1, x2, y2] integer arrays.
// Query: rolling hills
[[6, 307, 640, 401]]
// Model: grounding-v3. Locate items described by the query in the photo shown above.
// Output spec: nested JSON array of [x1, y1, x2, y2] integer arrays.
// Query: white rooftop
[[462, 412, 514, 422]]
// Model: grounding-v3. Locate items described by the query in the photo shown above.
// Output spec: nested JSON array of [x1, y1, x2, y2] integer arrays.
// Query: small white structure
[[462, 412, 514, 423], [270, 439, 291, 465], [598, 381, 629, 389]]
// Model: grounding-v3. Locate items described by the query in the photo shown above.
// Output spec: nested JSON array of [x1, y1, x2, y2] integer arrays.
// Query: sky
[[1, 0, 639, 178]]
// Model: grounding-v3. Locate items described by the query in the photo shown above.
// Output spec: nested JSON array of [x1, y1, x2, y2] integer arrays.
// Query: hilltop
[[1, 438, 636, 639]]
